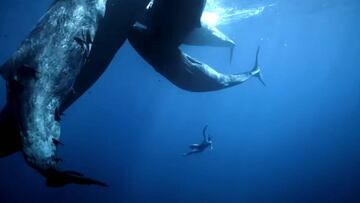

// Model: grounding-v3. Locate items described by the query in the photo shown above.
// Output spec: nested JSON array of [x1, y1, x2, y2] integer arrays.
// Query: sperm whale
[[128, 0, 265, 92], [0, 0, 109, 187], [0, 0, 265, 187]]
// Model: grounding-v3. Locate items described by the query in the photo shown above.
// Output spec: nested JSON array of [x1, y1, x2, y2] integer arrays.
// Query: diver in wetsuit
[[183, 125, 213, 156]]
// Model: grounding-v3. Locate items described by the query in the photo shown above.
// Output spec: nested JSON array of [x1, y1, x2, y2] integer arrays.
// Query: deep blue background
[[1, 0, 360, 202]]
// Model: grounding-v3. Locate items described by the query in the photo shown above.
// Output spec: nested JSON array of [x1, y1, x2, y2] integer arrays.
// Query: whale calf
[[129, 0, 265, 92]]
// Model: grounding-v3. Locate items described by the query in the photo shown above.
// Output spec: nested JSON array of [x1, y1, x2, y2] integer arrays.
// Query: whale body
[[0, 0, 264, 187], [0, 0, 150, 178], [0, 0, 112, 186], [129, 0, 264, 92]]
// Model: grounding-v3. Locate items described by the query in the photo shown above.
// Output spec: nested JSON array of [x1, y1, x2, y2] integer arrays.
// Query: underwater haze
[[1, 0, 360, 202]]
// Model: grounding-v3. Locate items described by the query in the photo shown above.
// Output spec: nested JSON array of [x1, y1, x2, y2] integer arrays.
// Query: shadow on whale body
[[0, 103, 21, 158]]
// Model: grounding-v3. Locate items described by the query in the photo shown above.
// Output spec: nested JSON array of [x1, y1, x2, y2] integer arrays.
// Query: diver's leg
[[183, 150, 200, 157], [202, 125, 209, 140], [183, 152, 192, 156], [189, 144, 200, 149]]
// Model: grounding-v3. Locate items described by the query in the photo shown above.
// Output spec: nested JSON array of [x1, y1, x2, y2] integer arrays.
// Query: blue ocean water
[[0, 0, 360, 202]]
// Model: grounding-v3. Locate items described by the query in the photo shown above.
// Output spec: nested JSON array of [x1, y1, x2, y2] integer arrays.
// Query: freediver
[[183, 125, 213, 157]]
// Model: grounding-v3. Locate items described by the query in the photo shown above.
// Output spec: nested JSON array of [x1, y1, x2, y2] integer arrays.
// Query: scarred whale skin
[[60, 0, 149, 111], [0, 0, 150, 186], [0, 0, 108, 185], [0, 0, 149, 165]]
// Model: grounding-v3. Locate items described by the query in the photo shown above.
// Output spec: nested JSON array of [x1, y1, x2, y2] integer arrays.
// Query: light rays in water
[[202, 0, 274, 26]]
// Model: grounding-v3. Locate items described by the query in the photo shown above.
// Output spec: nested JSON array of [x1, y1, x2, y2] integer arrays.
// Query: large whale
[[0, 0, 149, 187], [0, 0, 112, 187], [0, 0, 264, 187]]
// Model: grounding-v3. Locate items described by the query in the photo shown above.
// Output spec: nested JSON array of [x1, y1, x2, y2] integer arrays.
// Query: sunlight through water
[[202, 0, 274, 26]]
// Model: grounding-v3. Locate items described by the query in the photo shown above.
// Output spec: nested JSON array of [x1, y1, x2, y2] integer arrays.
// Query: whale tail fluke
[[45, 169, 108, 187], [251, 46, 266, 86]]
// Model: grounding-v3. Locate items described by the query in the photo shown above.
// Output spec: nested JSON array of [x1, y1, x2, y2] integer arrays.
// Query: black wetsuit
[[184, 125, 212, 156]]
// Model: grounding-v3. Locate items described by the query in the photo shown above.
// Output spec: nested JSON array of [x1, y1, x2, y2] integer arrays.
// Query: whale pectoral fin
[[183, 23, 235, 48], [45, 169, 108, 187], [183, 23, 235, 63]]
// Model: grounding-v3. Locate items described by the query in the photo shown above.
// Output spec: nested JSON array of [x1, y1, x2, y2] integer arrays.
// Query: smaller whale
[[129, 0, 265, 92]]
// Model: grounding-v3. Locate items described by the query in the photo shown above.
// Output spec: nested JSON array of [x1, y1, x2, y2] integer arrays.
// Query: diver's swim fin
[[45, 169, 108, 187], [252, 46, 266, 86]]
